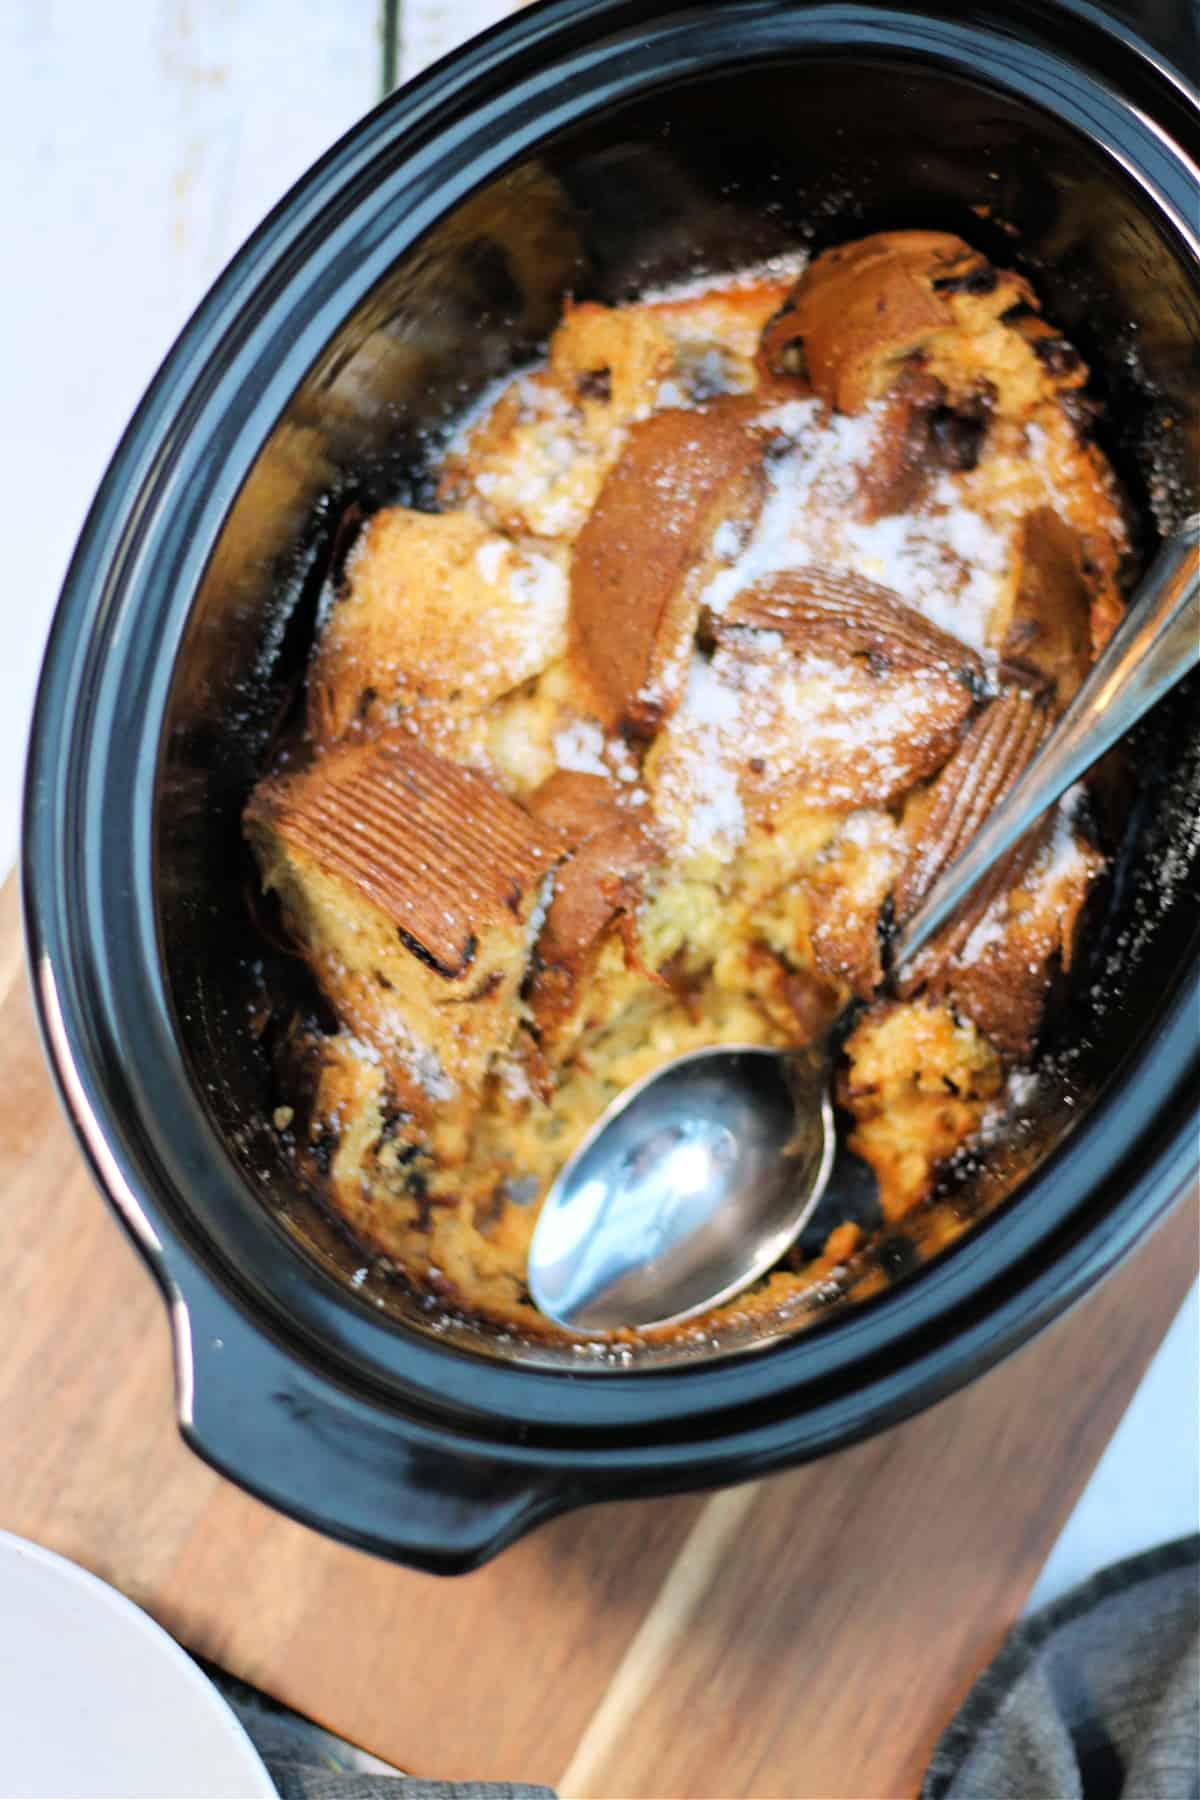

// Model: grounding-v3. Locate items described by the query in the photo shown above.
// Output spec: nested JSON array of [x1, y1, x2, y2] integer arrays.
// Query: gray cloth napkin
[[211, 1661, 552, 1799], [220, 1536, 1197, 1799], [267, 1779, 551, 1800], [923, 1535, 1199, 1800]]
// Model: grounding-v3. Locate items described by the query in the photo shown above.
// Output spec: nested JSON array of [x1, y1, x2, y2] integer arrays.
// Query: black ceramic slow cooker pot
[[25, 0, 1200, 1573]]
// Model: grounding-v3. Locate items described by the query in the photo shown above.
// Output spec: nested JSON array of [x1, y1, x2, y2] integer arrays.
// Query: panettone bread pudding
[[245, 231, 1128, 1342]]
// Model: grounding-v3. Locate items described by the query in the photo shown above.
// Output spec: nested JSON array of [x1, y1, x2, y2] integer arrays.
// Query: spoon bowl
[[529, 1046, 834, 1333]]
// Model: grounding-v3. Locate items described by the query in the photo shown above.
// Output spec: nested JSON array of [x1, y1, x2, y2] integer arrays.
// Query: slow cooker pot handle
[[170, 1269, 561, 1574]]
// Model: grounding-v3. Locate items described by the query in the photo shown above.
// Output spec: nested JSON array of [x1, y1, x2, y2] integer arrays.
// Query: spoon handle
[[893, 514, 1200, 972]]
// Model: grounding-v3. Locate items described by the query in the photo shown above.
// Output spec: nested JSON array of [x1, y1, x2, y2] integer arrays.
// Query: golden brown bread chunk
[[523, 767, 623, 840], [438, 305, 677, 543], [761, 231, 1085, 420], [804, 810, 905, 998], [548, 301, 678, 431], [853, 366, 958, 520], [946, 402, 1128, 663], [569, 404, 767, 735], [306, 1034, 555, 1333], [525, 771, 663, 1056], [647, 631, 977, 849], [308, 509, 568, 748], [894, 690, 1100, 1058], [910, 805, 1101, 1060], [996, 506, 1097, 708], [758, 232, 979, 402], [438, 367, 600, 542], [960, 845, 1099, 1060], [722, 565, 986, 687], [648, 279, 796, 395], [245, 733, 565, 1103], [839, 1000, 1004, 1219], [439, 283, 790, 544], [894, 689, 1050, 928]]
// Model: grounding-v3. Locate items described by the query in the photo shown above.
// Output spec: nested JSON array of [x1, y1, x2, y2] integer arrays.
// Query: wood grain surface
[[2, 0, 382, 876], [1, 874, 1195, 1797]]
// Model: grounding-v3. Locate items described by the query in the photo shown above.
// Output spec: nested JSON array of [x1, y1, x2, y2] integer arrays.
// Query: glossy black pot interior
[[25, 0, 1200, 1571]]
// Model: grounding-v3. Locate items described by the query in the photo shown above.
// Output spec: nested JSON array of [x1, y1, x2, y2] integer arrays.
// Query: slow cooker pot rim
[[24, 0, 1200, 1458]]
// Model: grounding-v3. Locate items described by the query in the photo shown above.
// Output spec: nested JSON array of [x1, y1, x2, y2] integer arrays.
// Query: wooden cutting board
[[1, 868, 1194, 1798]]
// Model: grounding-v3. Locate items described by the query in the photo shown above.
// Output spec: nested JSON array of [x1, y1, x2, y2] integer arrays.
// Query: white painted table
[[3, 0, 1195, 1731]]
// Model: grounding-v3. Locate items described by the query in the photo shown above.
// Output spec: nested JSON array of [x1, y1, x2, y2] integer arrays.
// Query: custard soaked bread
[[246, 232, 1128, 1341], [308, 509, 569, 750]]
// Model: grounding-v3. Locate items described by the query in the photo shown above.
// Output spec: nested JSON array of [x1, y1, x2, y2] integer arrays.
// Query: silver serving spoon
[[529, 516, 1200, 1335]]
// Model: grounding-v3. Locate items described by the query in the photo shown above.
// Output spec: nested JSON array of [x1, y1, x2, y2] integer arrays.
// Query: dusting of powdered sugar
[[685, 654, 743, 729], [552, 717, 646, 800], [655, 642, 955, 854], [1034, 783, 1090, 887], [958, 788, 1091, 968], [712, 519, 743, 561], [683, 660, 742, 847], [959, 903, 1010, 964], [474, 537, 507, 584], [553, 719, 609, 777], [675, 654, 747, 855], [839, 808, 886, 848], [687, 761, 746, 853], [509, 546, 567, 628], [655, 378, 689, 410], [497, 1055, 535, 1105], [701, 397, 1006, 657], [606, 734, 643, 789], [346, 1025, 456, 1104]]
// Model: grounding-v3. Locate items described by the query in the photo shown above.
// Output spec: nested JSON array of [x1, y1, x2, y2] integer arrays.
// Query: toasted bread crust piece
[[309, 508, 568, 748], [246, 733, 565, 1098], [646, 635, 977, 850], [569, 405, 767, 734], [523, 768, 620, 840], [723, 564, 986, 687], [251, 733, 563, 975], [894, 689, 1050, 931], [763, 231, 1085, 420], [923, 811, 1101, 1059], [525, 771, 663, 1053], [853, 365, 957, 520], [804, 810, 905, 998], [894, 694, 1099, 1060], [997, 507, 1097, 709]]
